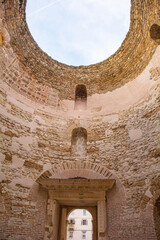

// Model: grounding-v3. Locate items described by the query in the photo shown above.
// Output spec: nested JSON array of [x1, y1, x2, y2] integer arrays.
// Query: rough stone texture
[[1, 0, 160, 100], [0, 0, 160, 239]]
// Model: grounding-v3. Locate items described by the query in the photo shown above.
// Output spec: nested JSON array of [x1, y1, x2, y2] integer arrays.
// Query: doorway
[[38, 178, 115, 240], [67, 209, 94, 240]]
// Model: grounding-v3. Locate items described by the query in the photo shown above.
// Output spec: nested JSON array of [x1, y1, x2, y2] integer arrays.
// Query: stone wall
[[0, 0, 160, 239], [1, 0, 160, 100], [0, 79, 159, 239]]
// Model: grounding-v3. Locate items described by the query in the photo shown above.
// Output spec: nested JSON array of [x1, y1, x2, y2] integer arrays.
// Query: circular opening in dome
[[26, 0, 130, 66]]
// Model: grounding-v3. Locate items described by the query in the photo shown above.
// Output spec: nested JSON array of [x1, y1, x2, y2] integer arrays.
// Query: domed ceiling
[[2, 0, 160, 100]]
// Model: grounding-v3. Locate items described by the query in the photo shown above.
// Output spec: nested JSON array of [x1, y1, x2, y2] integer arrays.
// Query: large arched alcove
[[29, 162, 126, 240]]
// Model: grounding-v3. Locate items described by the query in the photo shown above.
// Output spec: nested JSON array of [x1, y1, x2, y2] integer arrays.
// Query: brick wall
[[0, 0, 159, 239]]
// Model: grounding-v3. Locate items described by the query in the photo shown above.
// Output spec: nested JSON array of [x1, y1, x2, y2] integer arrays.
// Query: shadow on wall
[[74, 85, 87, 110], [154, 196, 160, 240], [150, 24, 160, 44]]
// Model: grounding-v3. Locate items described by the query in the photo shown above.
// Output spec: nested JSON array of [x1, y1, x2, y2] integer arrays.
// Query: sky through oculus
[[26, 0, 130, 66]]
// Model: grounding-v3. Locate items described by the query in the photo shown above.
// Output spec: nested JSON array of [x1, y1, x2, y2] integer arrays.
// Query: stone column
[[60, 207, 67, 240], [44, 199, 60, 240], [98, 200, 107, 240], [51, 200, 60, 240]]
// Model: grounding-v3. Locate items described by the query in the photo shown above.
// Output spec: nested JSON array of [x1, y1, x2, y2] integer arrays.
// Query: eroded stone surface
[[0, 0, 160, 240], [128, 128, 143, 140]]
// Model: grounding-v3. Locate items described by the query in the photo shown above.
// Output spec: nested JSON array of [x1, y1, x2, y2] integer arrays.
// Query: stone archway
[[34, 161, 125, 240], [36, 161, 115, 180], [139, 177, 160, 240]]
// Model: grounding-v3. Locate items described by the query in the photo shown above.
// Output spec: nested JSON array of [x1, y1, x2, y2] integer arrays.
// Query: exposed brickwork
[[0, 0, 160, 239], [0, 84, 159, 239], [0, 58, 59, 107], [0, 0, 159, 100]]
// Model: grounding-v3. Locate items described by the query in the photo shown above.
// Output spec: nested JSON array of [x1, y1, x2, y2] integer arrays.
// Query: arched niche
[[29, 162, 125, 240], [74, 85, 87, 110], [150, 24, 160, 42], [71, 127, 87, 157], [154, 196, 160, 240]]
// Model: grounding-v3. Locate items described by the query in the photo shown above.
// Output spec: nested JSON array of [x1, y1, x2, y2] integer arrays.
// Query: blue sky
[[26, 0, 130, 66]]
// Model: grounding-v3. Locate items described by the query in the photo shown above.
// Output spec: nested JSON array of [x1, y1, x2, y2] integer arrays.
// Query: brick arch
[[140, 176, 160, 209], [28, 161, 126, 205], [29, 161, 126, 239], [36, 161, 114, 182], [140, 189, 159, 210], [35, 161, 126, 202], [139, 182, 160, 239], [29, 161, 125, 202]]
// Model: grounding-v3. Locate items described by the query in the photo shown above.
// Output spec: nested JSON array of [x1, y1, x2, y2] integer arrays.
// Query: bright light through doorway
[[67, 209, 93, 240], [26, 0, 130, 66]]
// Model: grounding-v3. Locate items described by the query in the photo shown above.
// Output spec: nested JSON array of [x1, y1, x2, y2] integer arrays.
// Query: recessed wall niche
[[74, 85, 87, 110], [150, 24, 160, 41], [71, 127, 87, 157]]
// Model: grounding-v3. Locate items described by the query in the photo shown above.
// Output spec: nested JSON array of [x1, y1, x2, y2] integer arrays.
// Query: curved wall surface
[[0, 0, 160, 240]]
